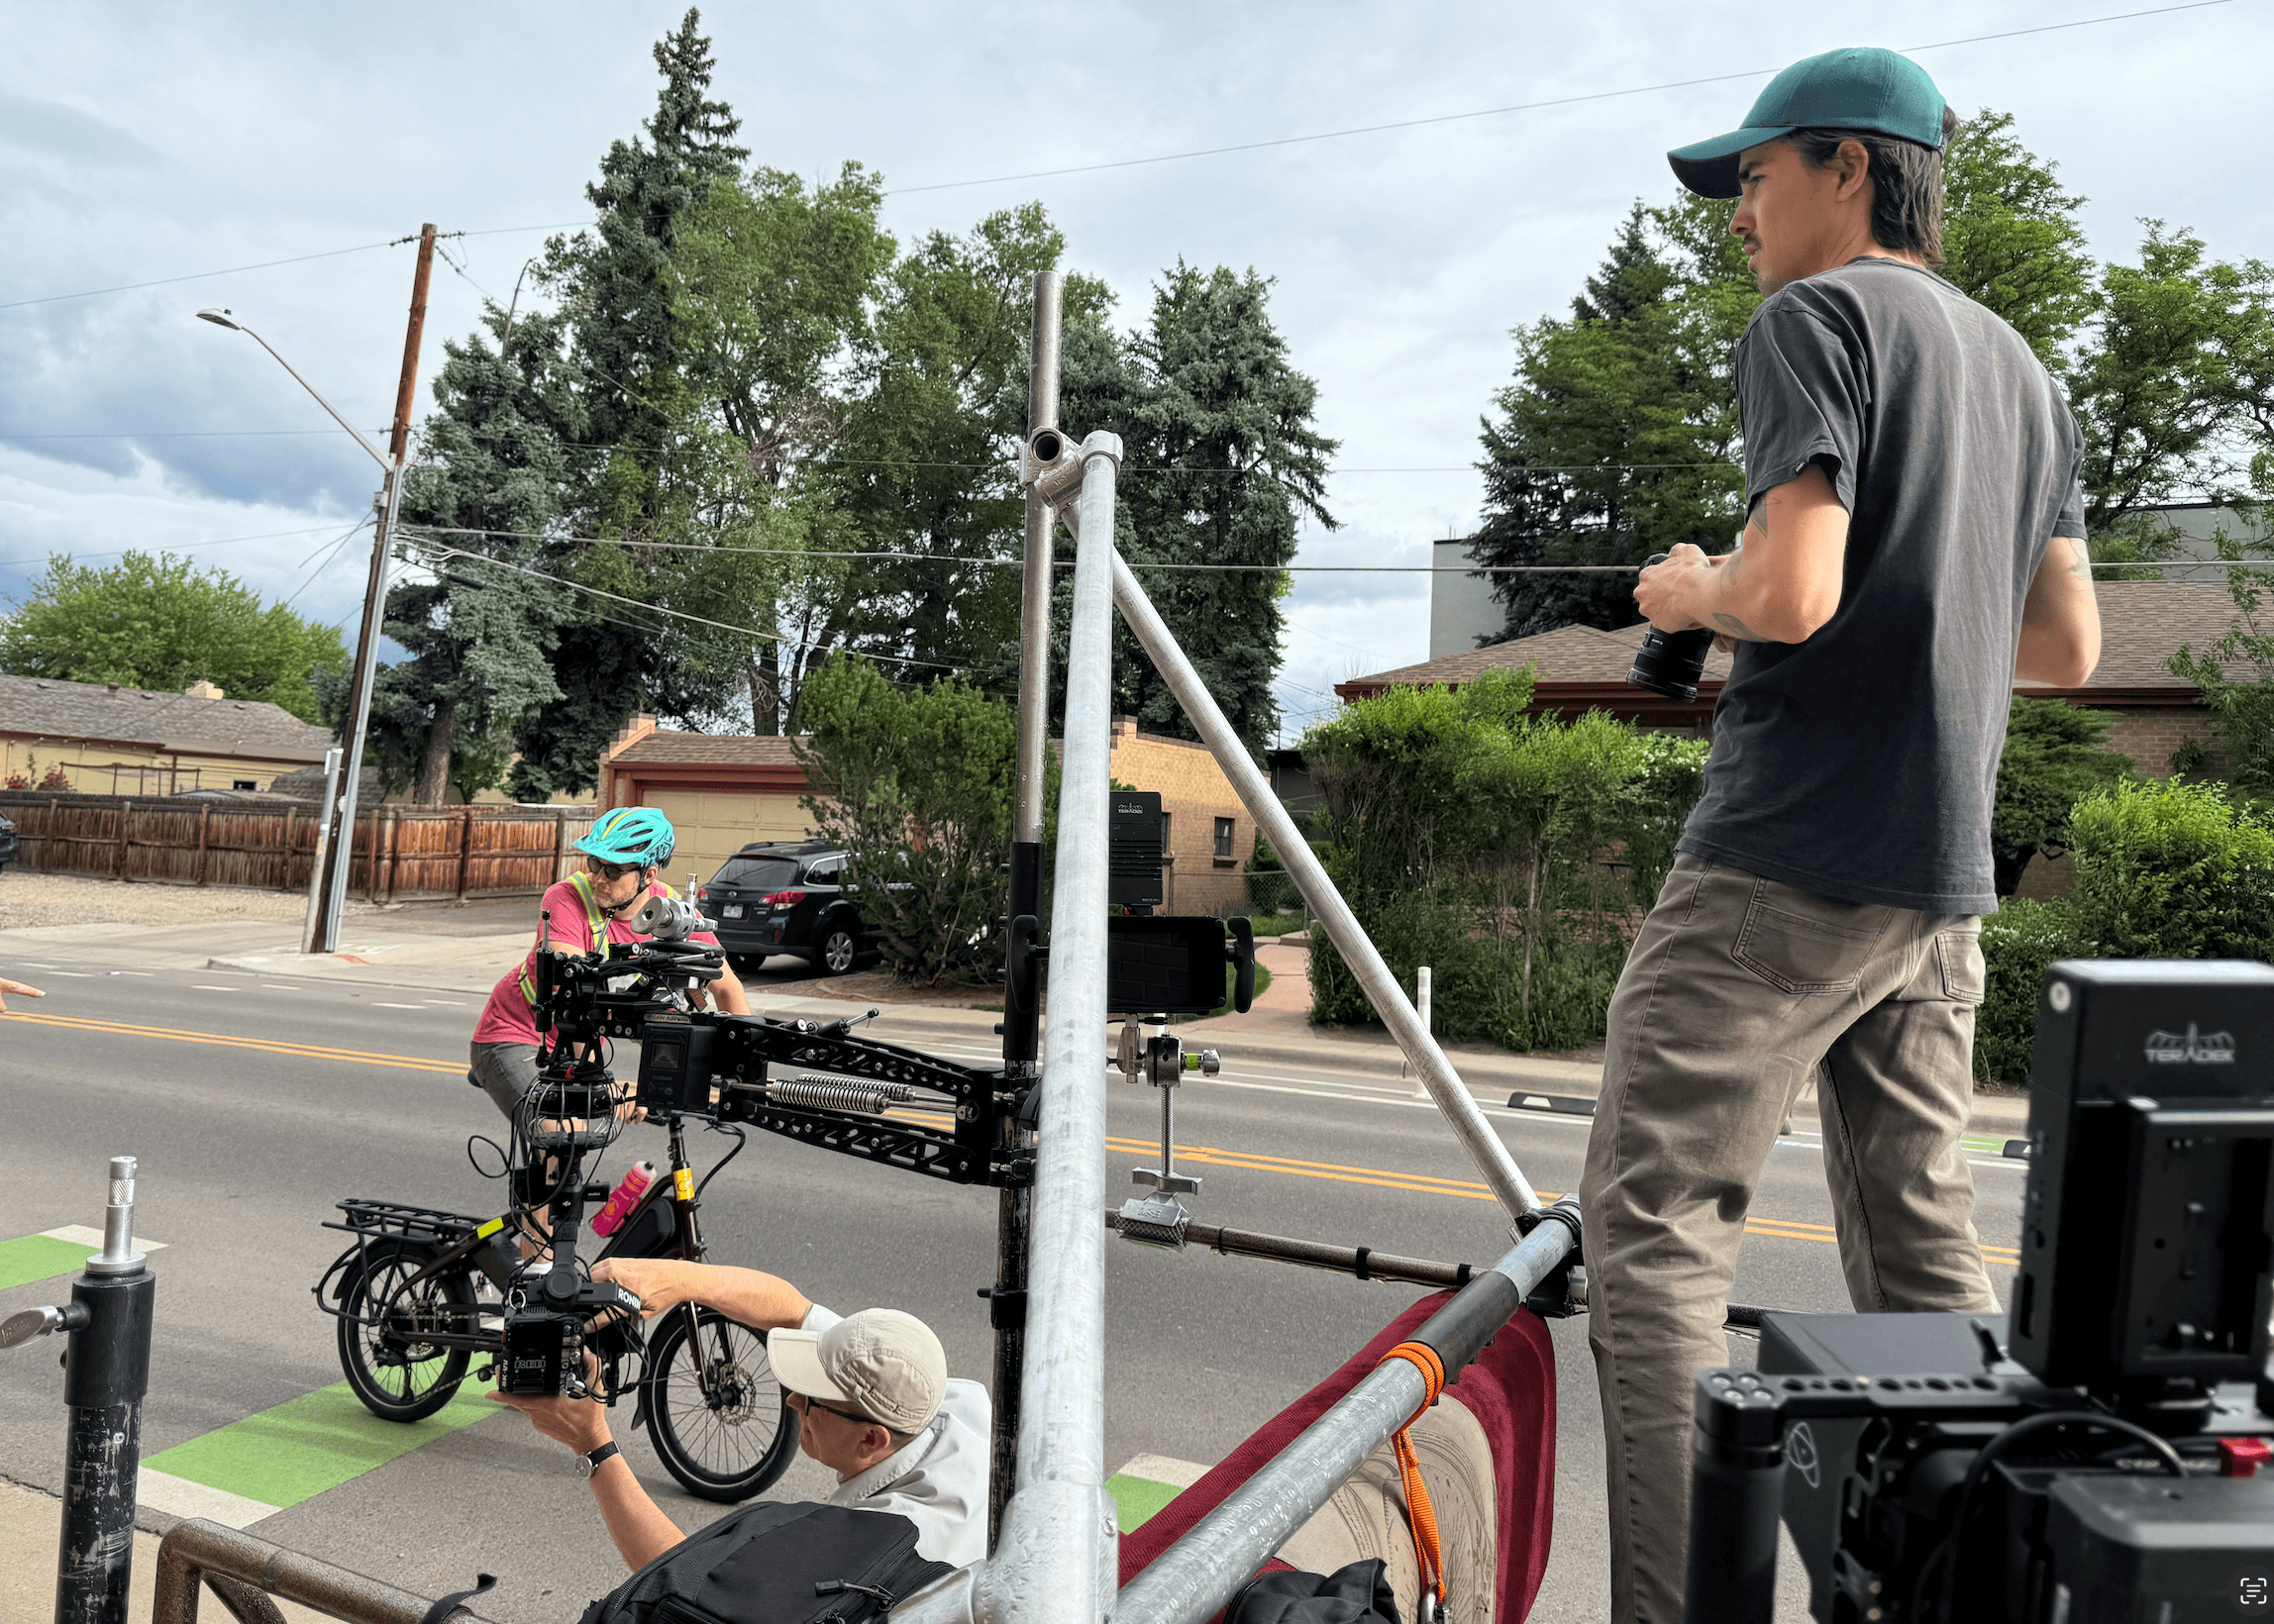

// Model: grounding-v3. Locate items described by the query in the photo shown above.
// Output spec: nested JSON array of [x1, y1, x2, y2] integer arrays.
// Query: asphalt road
[[0, 950, 2024, 1622]]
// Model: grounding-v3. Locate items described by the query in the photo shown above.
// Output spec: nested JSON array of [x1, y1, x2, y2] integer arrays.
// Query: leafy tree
[[1057, 262, 1336, 752], [1989, 697, 2133, 895], [2168, 535, 2274, 797], [0, 552, 346, 721], [659, 162, 893, 732], [2069, 225, 2270, 533], [825, 206, 1076, 687], [794, 652, 1035, 984], [377, 305, 580, 803], [1938, 111, 2096, 367]]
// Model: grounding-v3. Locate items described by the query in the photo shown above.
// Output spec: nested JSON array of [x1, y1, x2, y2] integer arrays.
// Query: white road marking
[[374, 1002, 427, 1010], [44, 1225, 166, 1252], [191, 984, 239, 991], [107, 970, 152, 976], [136, 1468, 279, 1529], [261, 984, 305, 991], [423, 999, 467, 1007], [46, 970, 94, 977], [1112, 1454, 1208, 1488]]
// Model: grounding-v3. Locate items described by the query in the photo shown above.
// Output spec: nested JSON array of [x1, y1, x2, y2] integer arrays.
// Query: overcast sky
[[3, 0, 2267, 745]]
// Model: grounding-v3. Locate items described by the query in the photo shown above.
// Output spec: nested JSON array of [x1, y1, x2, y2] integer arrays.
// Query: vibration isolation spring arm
[[765, 1075, 919, 1115]]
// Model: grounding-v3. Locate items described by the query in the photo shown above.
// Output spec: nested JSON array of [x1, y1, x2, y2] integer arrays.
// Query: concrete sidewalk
[[0, 916, 2031, 1137]]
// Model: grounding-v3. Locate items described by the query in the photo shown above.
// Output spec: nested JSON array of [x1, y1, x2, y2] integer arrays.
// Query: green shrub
[[2067, 778, 2274, 961], [1975, 779, 2274, 1081], [1300, 671, 1706, 1052], [1974, 897, 2092, 1085]]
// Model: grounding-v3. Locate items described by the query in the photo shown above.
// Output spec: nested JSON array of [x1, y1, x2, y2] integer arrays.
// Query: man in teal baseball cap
[[1578, 44, 2102, 1623], [1668, 45, 1950, 198]]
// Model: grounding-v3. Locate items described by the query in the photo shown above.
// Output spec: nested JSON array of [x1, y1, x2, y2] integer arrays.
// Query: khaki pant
[[1579, 856, 2000, 1623]]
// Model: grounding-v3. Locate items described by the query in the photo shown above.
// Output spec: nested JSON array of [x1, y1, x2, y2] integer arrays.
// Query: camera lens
[[1625, 554, 1714, 700]]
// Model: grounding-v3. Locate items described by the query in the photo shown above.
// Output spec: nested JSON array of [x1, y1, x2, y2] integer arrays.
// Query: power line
[[0, 221, 590, 317], [886, 1, 2234, 194], [402, 522, 1654, 570], [0, 522, 353, 571], [397, 537, 962, 670]]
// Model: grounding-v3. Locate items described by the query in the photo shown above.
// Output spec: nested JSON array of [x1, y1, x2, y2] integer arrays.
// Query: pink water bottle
[[591, 1161, 657, 1237]]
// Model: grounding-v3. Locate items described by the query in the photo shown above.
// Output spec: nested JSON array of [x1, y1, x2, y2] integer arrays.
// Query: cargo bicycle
[[314, 1090, 799, 1503]]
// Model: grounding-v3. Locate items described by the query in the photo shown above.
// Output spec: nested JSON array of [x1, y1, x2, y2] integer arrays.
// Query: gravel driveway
[[0, 868, 379, 932]]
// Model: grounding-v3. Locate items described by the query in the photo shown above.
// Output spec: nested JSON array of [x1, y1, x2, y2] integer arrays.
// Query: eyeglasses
[[585, 856, 640, 882], [795, 1393, 880, 1429]]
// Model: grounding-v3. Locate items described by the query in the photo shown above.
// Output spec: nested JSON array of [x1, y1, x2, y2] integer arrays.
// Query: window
[[1213, 817, 1236, 862], [712, 856, 798, 890], [232, 778, 258, 791]]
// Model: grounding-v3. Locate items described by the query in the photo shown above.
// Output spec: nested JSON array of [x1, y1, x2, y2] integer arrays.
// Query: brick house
[[1335, 581, 2238, 776], [597, 713, 1260, 915]]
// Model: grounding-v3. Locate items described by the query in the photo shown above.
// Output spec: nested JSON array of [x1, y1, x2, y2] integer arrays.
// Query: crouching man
[[492, 1258, 989, 1571]]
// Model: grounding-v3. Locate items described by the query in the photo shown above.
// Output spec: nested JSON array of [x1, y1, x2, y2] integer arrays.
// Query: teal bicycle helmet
[[575, 807, 676, 870]]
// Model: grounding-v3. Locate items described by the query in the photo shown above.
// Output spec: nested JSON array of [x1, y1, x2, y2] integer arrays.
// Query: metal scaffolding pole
[[989, 267, 1065, 1549], [1114, 1206, 1579, 1624], [968, 431, 1125, 1624], [1106, 549, 1541, 1220]]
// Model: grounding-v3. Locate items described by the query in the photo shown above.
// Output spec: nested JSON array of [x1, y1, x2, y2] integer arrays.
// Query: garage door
[[641, 790, 814, 892]]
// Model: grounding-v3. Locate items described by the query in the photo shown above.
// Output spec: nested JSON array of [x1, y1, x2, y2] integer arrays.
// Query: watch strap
[[577, 1440, 620, 1478]]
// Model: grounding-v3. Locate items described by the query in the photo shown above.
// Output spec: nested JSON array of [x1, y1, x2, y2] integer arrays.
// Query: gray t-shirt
[[1677, 256, 2087, 914]]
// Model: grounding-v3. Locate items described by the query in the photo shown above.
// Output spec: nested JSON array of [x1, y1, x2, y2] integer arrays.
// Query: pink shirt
[[472, 873, 721, 1047]]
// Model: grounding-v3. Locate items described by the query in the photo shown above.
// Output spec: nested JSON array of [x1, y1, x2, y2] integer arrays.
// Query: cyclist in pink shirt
[[470, 807, 750, 1119]]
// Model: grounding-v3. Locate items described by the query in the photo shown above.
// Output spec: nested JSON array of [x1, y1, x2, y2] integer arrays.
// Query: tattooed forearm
[[2063, 538, 2096, 588], [1713, 612, 1763, 642]]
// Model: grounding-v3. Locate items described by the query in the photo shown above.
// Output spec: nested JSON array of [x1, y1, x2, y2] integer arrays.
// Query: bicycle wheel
[[337, 1240, 478, 1422], [644, 1306, 799, 1502]]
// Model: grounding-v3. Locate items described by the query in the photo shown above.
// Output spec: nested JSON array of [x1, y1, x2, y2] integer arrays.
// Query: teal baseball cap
[[1668, 47, 1947, 199]]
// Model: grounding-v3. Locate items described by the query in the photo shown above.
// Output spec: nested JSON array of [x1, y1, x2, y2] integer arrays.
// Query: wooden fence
[[0, 793, 597, 902]]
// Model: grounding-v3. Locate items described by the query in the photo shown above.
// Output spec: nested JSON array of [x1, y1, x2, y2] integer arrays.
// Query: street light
[[193, 222, 436, 955]]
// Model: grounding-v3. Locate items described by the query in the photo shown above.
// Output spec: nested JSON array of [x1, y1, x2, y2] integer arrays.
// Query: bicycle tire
[[337, 1239, 478, 1422], [644, 1306, 798, 1502]]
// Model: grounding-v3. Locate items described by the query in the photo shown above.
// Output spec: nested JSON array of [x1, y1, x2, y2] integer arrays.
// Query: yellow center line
[[22, 1020, 2019, 1264], [3, 1011, 465, 1074]]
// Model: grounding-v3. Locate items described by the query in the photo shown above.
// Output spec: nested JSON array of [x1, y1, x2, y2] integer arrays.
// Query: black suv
[[696, 841, 871, 974]]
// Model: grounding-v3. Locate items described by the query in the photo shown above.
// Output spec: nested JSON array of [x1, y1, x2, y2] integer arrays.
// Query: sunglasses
[[585, 856, 642, 882]]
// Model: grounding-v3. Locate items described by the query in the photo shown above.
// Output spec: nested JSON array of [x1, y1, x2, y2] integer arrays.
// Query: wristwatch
[[575, 1441, 620, 1480]]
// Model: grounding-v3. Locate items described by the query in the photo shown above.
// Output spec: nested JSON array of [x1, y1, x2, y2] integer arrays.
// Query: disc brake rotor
[[702, 1359, 760, 1424]]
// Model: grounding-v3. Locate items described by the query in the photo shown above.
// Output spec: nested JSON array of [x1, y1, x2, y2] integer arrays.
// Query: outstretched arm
[[489, 1388, 684, 1571], [0, 977, 44, 1015], [1635, 464, 1849, 645], [590, 1258, 813, 1332], [2015, 535, 2101, 687]]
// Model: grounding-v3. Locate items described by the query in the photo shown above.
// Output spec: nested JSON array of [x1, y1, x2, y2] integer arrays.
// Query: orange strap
[[1379, 1342, 1447, 1615]]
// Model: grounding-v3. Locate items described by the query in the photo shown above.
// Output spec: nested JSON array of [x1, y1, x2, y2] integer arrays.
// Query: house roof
[[0, 672, 335, 761], [1337, 622, 1734, 699], [1336, 581, 2248, 704], [608, 730, 809, 766], [2028, 581, 2245, 690]]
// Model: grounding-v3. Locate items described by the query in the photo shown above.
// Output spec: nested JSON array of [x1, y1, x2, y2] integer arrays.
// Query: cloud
[[0, 89, 165, 168]]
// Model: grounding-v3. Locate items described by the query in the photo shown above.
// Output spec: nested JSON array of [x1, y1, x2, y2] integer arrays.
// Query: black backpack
[[579, 1502, 954, 1624]]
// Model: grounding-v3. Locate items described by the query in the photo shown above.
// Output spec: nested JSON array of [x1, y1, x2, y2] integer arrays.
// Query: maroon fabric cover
[[1117, 1293, 1558, 1622]]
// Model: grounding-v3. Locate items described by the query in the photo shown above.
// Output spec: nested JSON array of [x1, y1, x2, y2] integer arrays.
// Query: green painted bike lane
[[140, 1378, 499, 1527]]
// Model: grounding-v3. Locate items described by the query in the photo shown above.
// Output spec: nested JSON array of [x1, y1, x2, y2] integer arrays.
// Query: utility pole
[[307, 224, 437, 954]]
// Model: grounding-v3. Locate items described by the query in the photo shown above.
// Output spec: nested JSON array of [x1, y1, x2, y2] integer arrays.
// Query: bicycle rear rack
[[312, 1198, 500, 1329]]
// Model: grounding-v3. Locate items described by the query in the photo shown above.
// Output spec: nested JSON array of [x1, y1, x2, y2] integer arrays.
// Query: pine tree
[[1056, 263, 1335, 753], [377, 306, 579, 803], [516, 8, 749, 785], [1471, 205, 1746, 640]]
